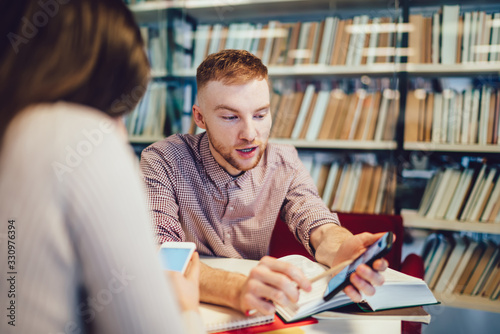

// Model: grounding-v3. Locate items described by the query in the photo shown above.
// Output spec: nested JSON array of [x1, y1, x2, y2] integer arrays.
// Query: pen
[[309, 260, 353, 283]]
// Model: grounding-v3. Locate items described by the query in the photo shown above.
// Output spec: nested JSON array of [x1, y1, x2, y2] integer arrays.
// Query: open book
[[276, 255, 438, 322]]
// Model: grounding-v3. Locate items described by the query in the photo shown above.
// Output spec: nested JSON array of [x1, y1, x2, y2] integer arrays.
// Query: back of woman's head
[[0, 0, 150, 142]]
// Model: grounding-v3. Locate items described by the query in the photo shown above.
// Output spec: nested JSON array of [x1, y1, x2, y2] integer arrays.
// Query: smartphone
[[323, 231, 393, 301], [159, 242, 196, 274]]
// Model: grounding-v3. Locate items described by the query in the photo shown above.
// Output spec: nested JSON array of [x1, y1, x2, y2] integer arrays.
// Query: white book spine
[[343, 162, 362, 212], [318, 17, 335, 65], [469, 168, 497, 222], [305, 91, 330, 141], [441, 91, 451, 143], [479, 86, 491, 145], [309, 21, 322, 64], [441, 5, 460, 64], [208, 24, 223, 55], [491, 13, 500, 62], [469, 12, 478, 62], [444, 169, 471, 220], [434, 237, 467, 293], [461, 89, 472, 144], [345, 16, 361, 66], [469, 89, 480, 144], [291, 85, 316, 140], [249, 23, 263, 55], [481, 178, 500, 221], [432, 13, 441, 64], [294, 22, 311, 65], [347, 89, 367, 140], [366, 17, 380, 65], [353, 15, 369, 66], [435, 170, 460, 219], [331, 164, 350, 211], [462, 12, 471, 63], [443, 240, 478, 295], [193, 25, 210, 68], [361, 92, 376, 140], [454, 92, 463, 144], [480, 14, 492, 63], [182, 84, 193, 134], [426, 168, 453, 219], [432, 93, 443, 143], [475, 12, 485, 62], [322, 162, 340, 206], [374, 162, 389, 214], [460, 164, 487, 221], [261, 21, 277, 65], [374, 89, 391, 141]]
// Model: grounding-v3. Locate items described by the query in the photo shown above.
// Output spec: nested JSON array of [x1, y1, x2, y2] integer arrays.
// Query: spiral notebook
[[199, 303, 274, 333]]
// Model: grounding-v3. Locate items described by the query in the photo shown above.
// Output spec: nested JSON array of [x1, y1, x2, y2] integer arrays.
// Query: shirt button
[[228, 206, 234, 211]]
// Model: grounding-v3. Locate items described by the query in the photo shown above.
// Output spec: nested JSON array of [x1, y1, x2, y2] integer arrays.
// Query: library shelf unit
[[128, 0, 500, 313]]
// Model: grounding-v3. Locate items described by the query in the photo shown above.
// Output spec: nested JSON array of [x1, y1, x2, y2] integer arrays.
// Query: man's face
[[193, 78, 272, 176]]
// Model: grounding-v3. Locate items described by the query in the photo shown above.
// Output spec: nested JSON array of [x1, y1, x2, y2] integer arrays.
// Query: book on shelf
[[454, 241, 487, 294], [126, 82, 167, 139], [434, 236, 469, 293], [417, 164, 500, 223], [276, 255, 437, 323]]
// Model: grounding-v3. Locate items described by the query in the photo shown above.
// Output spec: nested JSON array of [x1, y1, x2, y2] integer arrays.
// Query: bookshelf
[[128, 0, 500, 313], [403, 142, 500, 153], [402, 209, 500, 234]]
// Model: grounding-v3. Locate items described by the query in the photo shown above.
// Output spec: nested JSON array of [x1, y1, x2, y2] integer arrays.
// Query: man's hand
[[333, 233, 390, 302], [237, 256, 312, 315], [166, 252, 200, 312], [311, 225, 392, 303]]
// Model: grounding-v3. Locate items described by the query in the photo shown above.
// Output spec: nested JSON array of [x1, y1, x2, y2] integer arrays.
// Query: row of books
[[186, 15, 403, 70], [418, 164, 500, 223], [422, 233, 500, 300], [410, 5, 500, 65], [270, 85, 400, 142], [125, 82, 194, 138], [169, 4, 500, 70], [299, 153, 396, 215], [405, 86, 500, 145], [140, 25, 168, 74]]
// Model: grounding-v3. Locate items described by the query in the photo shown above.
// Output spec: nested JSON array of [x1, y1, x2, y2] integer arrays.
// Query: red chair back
[[269, 213, 403, 271]]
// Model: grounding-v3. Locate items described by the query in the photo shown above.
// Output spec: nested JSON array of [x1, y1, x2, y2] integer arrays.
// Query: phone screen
[[159, 247, 193, 273], [323, 231, 393, 301]]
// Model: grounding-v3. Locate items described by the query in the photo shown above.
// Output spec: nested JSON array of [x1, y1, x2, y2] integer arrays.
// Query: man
[[140, 49, 388, 315]]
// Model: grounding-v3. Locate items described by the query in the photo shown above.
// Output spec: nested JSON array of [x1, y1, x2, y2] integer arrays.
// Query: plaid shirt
[[140, 133, 340, 260]]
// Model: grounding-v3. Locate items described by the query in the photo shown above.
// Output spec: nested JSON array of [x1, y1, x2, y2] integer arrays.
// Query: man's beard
[[206, 129, 267, 172]]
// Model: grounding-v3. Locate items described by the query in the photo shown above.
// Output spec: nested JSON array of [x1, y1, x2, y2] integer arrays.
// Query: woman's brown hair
[[0, 0, 150, 146]]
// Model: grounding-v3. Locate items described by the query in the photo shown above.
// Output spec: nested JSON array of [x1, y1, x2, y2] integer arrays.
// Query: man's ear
[[192, 105, 206, 130]]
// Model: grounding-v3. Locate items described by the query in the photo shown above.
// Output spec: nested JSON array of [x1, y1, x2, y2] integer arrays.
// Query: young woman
[[0, 1, 204, 333]]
